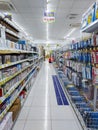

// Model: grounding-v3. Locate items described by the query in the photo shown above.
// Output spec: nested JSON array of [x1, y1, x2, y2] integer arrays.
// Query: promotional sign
[[43, 11, 55, 23]]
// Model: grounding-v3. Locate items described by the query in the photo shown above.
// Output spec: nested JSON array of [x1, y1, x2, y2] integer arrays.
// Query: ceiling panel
[[72, 0, 95, 10], [58, 0, 74, 9], [11, 0, 96, 44]]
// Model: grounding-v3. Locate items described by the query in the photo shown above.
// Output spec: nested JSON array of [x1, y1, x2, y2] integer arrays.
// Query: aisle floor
[[13, 61, 83, 130]]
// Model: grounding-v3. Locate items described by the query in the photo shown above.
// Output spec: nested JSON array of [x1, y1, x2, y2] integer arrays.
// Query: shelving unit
[[52, 21, 98, 129], [82, 19, 98, 33], [0, 15, 44, 130]]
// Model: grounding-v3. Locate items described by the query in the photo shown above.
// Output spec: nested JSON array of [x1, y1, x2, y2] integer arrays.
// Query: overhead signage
[[43, 11, 55, 23]]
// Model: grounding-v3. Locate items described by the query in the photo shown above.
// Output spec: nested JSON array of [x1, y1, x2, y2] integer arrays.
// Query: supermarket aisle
[[13, 61, 82, 130]]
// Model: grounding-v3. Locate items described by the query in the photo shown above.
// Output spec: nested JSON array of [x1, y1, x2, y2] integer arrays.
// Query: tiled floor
[[12, 61, 83, 130]]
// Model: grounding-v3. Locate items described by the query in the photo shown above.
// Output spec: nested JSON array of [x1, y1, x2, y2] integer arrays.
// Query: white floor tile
[[12, 61, 83, 130], [31, 96, 50, 107], [24, 120, 51, 130], [24, 98, 33, 107], [12, 120, 25, 130], [50, 98, 58, 107], [18, 107, 29, 120], [27, 107, 51, 120], [51, 106, 74, 120], [52, 120, 81, 130]]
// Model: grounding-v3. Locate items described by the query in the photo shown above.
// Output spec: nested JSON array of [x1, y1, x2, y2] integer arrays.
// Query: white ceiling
[[10, 0, 95, 44]]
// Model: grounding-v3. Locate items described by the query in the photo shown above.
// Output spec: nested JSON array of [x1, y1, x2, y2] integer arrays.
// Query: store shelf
[[6, 29, 20, 42], [54, 68, 87, 130], [33, 51, 39, 54], [0, 66, 36, 104], [4, 18, 19, 33], [0, 49, 35, 54], [0, 63, 33, 86], [0, 66, 37, 121], [82, 19, 98, 33], [28, 58, 38, 62], [0, 17, 19, 33], [0, 59, 28, 70]]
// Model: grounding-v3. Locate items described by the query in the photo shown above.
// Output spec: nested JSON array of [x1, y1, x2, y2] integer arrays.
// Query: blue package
[[86, 66, 92, 79], [18, 40, 26, 44], [82, 66, 87, 79]]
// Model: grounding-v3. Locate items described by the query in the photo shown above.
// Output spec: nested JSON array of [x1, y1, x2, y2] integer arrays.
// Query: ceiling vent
[[0, 0, 16, 11], [67, 13, 78, 19], [69, 23, 81, 28]]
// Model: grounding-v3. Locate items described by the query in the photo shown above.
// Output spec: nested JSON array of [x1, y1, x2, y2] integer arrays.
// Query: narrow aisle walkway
[[13, 61, 82, 130]]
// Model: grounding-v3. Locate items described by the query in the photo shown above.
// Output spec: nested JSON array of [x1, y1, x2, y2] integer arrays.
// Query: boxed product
[[2, 55, 11, 64], [0, 112, 13, 130], [92, 67, 98, 83], [82, 65, 87, 79], [9, 105, 19, 121], [91, 51, 98, 63], [11, 55, 17, 62], [0, 38, 3, 48], [87, 4, 95, 25], [6, 40, 11, 49], [86, 66, 92, 80], [92, 34, 98, 46], [82, 3, 95, 29], [0, 55, 2, 65], [0, 38, 6, 48], [10, 42, 15, 49], [95, 0, 98, 20], [0, 70, 2, 80]]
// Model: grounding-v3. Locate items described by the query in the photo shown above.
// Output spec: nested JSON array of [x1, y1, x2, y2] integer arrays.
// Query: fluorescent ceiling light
[[64, 28, 76, 39], [46, 23, 49, 41]]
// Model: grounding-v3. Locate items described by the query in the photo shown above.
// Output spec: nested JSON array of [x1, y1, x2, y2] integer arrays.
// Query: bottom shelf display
[[1, 112, 13, 130], [55, 64, 98, 130], [0, 61, 42, 130]]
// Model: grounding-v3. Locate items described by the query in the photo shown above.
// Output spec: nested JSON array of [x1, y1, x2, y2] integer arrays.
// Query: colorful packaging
[[87, 3, 95, 25], [92, 67, 98, 83], [86, 66, 92, 80], [82, 3, 95, 29], [92, 34, 98, 46], [95, 0, 98, 20], [91, 51, 98, 63]]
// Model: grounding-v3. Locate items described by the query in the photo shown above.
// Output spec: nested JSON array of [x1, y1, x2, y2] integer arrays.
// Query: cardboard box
[[9, 98, 21, 121]]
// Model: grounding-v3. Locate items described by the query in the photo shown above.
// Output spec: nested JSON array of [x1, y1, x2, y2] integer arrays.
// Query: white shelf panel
[[6, 29, 20, 39], [82, 19, 98, 33]]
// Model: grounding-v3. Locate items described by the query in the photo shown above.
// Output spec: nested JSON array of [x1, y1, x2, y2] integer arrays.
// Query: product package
[[92, 34, 98, 46], [82, 3, 95, 29], [0, 112, 13, 130], [91, 51, 98, 63], [92, 67, 98, 83], [95, 0, 98, 20], [86, 66, 92, 80]]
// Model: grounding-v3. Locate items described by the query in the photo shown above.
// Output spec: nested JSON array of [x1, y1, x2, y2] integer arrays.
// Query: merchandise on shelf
[[81, 2, 95, 29], [92, 34, 98, 46], [0, 112, 13, 130], [95, 0, 98, 20], [92, 67, 98, 84]]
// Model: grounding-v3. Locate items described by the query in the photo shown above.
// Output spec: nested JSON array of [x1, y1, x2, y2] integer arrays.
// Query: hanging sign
[[43, 11, 55, 23]]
